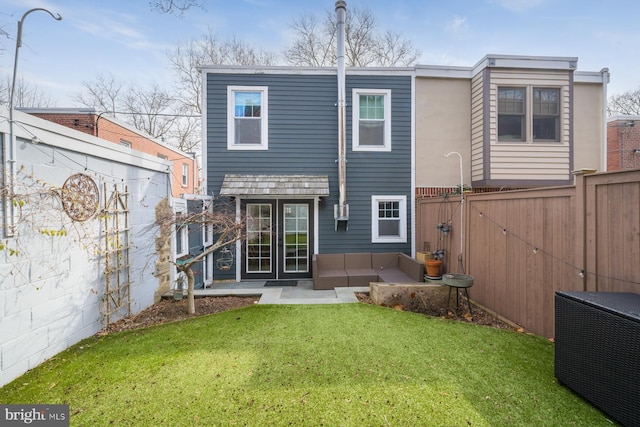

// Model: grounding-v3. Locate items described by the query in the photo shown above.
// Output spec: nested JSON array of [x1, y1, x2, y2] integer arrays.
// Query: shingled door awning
[[219, 174, 330, 197]]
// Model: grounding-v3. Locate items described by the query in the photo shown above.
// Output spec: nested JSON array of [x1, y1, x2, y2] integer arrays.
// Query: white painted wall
[[0, 108, 171, 387]]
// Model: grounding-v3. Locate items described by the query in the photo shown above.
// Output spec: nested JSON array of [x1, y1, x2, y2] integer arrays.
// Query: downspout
[[334, 0, 349, 230], [600, 68, 610, 171]]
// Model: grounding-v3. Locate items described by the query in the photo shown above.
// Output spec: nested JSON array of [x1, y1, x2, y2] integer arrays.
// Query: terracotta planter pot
[[425, 259, 442, 278]]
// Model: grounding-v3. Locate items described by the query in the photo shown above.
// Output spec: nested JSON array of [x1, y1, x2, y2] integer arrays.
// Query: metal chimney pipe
[[335, 0, 349, 227]]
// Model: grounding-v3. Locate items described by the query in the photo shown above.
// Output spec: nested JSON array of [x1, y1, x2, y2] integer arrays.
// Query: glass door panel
[[246, 203, 272, 273], [283, 203, 309, 273]]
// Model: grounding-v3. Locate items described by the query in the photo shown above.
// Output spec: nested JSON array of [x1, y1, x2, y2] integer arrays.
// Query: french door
[[242, 200, 313, 280]]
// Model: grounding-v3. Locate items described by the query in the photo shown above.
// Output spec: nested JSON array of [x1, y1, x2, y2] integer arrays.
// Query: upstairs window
[[498, 87, 525, 141], [227, 86, 268, 150], [498, 86, 561, 143], [533, 88, 560, 141], [353, 89, 391, 151]]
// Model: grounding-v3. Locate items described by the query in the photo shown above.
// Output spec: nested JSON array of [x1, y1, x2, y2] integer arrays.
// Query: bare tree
[[284, 5, 420, 67], [73, 75, 194, 149], [166, 113, 201, 153], [0, 75, 55, 108], [122, 83, 177, 140], [72, 73, 125, 118], [149, 0, 204, 17], [163, 29, 278, 152], [608, 88, 640, 116], [159, 198, 246, 314], [167, 28, 278, 115]]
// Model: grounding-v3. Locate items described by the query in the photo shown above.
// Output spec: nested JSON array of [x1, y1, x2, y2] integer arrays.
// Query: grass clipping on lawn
[[0, 304, 611, 426]]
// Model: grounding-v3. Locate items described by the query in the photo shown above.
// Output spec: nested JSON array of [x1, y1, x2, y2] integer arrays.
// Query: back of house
[[202, 67, 414, 282]]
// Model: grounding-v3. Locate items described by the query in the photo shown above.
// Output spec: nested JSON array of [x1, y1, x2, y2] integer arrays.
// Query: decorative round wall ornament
[[61, 173, 100, 221]]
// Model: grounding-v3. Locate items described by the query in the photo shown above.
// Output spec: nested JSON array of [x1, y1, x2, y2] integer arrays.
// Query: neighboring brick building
[[20, 108, 199, 197], [607, 115, 640, 171]]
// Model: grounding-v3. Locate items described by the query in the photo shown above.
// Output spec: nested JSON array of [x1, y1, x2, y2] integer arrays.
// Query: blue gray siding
[[206, 72, 412, 257]]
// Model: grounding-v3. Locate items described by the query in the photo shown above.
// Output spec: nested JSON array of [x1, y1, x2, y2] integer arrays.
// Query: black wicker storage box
[[555, 291, 640, 427]]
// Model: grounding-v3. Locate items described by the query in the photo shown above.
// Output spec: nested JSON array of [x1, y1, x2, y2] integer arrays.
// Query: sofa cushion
[[346, 270, 379, 286], [316, 253, 345, 270], [345, 253, 373, 269], [313, 253, 348, 289], [344, 253, 377, 286], [371, 253, 399, 270], [378, 269, 415, 284]]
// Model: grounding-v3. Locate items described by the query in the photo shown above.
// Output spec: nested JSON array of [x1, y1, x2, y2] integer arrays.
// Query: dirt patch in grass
[[101, 292, 518, 335], [100, 296, 259, 334], [356, 292, 518, 331]]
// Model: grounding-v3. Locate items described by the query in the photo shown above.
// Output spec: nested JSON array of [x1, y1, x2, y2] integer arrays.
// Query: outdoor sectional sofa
[[312, 252, 424, 290]]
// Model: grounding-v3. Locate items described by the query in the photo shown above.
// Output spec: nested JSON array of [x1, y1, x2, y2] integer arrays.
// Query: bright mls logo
[[1, 405, 69, 426]]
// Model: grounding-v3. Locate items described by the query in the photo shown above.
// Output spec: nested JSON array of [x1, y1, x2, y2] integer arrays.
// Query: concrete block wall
[[0, 108, 171, 387]]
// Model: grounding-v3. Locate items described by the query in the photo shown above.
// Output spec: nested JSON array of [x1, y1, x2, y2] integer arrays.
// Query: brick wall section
[[31, 112, 198, 197], [607, 119, 640, 171]]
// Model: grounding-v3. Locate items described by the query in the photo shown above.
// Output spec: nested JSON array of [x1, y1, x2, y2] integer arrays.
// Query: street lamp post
[[5, 8, 62, 236]]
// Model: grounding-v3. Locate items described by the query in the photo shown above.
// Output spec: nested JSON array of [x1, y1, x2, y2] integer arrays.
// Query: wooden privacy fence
[[417, 169, 640, 338]]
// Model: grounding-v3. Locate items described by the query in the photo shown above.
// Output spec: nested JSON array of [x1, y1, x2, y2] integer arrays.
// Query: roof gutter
[[334, 0, 349, 230]]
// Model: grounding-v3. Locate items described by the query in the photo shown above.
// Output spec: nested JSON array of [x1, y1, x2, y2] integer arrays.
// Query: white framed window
[[371, 195, 406, 243], [227, 86, 268, 150], [352, 88, 391, 151], [175, 224, 188, 257], [182, 164, 189, 187], [498, 86, 561, 143], [532, 88, 560, 141]]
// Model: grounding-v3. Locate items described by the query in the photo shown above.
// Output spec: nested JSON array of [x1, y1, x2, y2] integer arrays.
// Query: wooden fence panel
[[418, 170, 640, 338], [585, 171, 640, 294]]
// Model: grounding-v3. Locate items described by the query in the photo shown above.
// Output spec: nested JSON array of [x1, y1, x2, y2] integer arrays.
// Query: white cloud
[[445, 15, 468, 33]]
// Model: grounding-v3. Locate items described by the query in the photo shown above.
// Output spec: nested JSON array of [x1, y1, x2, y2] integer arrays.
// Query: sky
[[1, 0, 639, 107]]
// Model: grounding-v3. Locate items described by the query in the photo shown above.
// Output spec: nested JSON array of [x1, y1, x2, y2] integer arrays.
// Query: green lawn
[[0, 304, 614, 426]]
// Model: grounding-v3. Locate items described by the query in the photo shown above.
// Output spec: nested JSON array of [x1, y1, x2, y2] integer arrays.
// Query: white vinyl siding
[[227, 86, 268, 150], [489, 69, 571, 181], [352, 88, 392, 151], [470, 71, 485, 183]]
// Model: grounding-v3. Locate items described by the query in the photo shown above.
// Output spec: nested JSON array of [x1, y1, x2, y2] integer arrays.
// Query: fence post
[[573, 170, 591, 291]]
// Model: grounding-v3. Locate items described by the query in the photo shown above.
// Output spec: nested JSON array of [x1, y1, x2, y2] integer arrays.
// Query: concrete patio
[[181, 280, 369, 304]]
